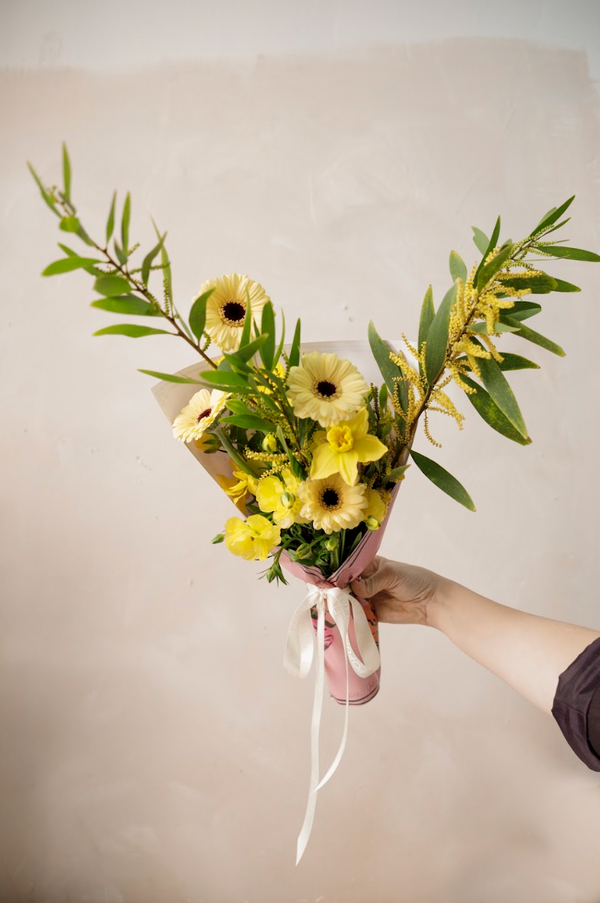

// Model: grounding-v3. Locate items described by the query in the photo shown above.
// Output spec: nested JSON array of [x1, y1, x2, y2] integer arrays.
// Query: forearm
[[430, 579, 600, 714]]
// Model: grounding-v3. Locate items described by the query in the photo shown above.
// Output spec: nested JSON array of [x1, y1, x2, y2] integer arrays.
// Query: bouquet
[[30, 145, 600, 861]]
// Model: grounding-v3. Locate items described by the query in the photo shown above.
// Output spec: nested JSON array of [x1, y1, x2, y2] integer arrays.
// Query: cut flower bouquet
[[30, 145, 600, 860]]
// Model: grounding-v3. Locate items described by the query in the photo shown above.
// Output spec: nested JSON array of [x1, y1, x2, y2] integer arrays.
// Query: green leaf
[[500, 315, 565, 356], [276, 426, 304, 480], [472, 226, 489, 255], [552, 278, 581, 293], [138, 369, 202, 384], [456, 352, 540, 372], [418, 285, 435, 377], [424, 282, 458, 383], [229, 333, 267, 363], [201, 369, 249, 388], [93, 324, 172, 338], [59, 216, 79, 233], [379, 383, 388, 411], [27, 161, 60, 216], [141, 232, 166, 286], [42, 256, 101, 276], [449, 251, 467, 283], [410, 449, 475, 511], [225, 398, 255, 416], [532, 195, 575, 235], [289, 318, 301, 368], [113, 241, 127, 266], [476, 242, 513, 290], [536, 244, 600, 263], [222, 414, 274, 432], [368, 321, 408, 412], [497, 273, 557, 294], [469, 320, 521, 335], [272, 309, 286, 368], [477, 355, 529, 440], [91, 295, 158, 315], [94, 274, 131, 296], [106, 191, 117, 244], [121, 192, 131, 256], [260, 302, 276, 369], [506, 300, 542, 321], [497, 353, 540, 371], [387, 464, 410, 481], [62, 142, 71, 202], [461, 374, 532, 445], [188, 288, 213, 341], [473, 216, 501, 287]]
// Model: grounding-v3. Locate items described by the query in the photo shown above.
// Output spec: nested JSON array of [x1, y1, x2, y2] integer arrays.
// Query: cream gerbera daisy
[[298, 473, 367, 534], [172, 389, 228, 443], [198, 273, 269, 353], [287, 352, 369, 427]]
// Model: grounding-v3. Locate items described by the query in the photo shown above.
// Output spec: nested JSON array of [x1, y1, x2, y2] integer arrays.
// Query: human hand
[[350, 556, 446, 628]]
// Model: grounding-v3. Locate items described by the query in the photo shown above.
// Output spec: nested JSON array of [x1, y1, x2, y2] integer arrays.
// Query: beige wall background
[[2, 1, 600, 901]]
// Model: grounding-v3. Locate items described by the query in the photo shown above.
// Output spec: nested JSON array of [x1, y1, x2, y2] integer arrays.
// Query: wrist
[[427, 576, 457, 632]]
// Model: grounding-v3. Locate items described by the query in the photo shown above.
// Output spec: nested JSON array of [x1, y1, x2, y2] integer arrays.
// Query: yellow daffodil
[[218, 469, 259, 513], [224, 514, 281, 561], [310, 408, 388, 485], [256, 468, 308, 528], [363, 487, 390, 530], [198, 273, 270, 353], [298, 474, 367, 534], [287, 351, 369, 427]]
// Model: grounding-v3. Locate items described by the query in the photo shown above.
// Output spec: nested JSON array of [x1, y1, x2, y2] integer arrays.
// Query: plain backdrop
[[1, 2, 600, 901]]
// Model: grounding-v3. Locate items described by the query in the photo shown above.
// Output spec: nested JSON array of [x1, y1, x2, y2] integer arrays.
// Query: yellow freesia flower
[[256, 468, 307, 528], [363, 487, 390, 530], [218, 469, 259, 513], [224, 514, 281, 561], [310, 408, 388, 486]]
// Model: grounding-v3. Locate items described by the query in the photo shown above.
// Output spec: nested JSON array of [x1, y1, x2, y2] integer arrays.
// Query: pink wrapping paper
[[279, 480, 402, 704]]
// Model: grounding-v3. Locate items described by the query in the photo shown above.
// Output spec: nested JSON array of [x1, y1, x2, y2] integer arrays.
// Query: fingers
[[351, 556, 388, 599]]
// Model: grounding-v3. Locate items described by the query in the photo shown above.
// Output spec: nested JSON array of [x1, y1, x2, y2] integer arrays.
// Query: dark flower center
[[321, 488, 340, 509], [197, 407, 212, 422], [316, 380, 337, 398], [221, 300, 246, 324]]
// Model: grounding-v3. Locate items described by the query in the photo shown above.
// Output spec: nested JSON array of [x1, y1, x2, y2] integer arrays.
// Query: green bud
[[279, 490, 295, 508], [262, 433, 278, 453], [365, 516, 381, 532], [294, 543, 313, 560], [324, 536, 339, 551], [211, 533, 225, 544]]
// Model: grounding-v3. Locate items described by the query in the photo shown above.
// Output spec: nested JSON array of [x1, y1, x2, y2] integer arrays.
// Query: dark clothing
[[552, 636, 600, 771]]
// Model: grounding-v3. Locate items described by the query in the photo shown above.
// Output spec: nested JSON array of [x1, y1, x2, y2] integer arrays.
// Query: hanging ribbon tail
[[285, 585, 382, 865]]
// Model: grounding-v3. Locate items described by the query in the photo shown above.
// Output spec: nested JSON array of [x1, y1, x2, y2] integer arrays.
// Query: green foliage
[[410, 449, 475, 511], [471, 226, 489, 255], [43, 256, 100, 276], [94, 274, 131, 296], [93, 324, 172, 338], [460, 374, 532, 445], [138, 369, 203, 384], [189, 288, 214, 341], [476, 355, 529, 440], [106, 191, 117, 244], [62, 143, 71, 202], [91, 295, 159, 315], [449, 251, 467, 283], [368, 321, 407, 412], [424, 282, 458, 383]]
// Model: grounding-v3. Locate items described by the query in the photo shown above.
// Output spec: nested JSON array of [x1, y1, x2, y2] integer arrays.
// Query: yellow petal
[[346, 407, 369, 440], [337, 450, 360, 486], [354, 434, 388, 464], [256, 476, 283, 512], [310, 444, 339, 480]]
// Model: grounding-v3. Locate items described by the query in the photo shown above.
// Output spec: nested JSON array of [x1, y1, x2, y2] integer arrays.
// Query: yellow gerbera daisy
[[298, 474, 367, 534], [310, 407, 388, 485], [198, 273, 269, 353], [218, 469, 259, 513], [287, 351, 369, 427], [172, 389, 228, 443], [256, 468, 308, 528], [224, 514, 281, 561]]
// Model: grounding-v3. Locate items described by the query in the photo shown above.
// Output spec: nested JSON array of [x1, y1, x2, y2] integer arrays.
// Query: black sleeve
[[551, 635, 600, 771]]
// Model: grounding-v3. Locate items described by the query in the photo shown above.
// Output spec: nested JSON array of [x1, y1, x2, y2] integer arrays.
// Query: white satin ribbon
[[284, 585, 381, 865]]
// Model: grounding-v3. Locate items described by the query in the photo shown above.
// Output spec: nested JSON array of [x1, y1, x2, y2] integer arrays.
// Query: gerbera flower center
[[315, 380, 339, 399], [221, 300, 246, 325], [197, 407, 212, 422], [321, 488, 341, 510]]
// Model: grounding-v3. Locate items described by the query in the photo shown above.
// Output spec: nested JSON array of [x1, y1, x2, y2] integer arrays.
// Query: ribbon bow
[[284, 585, 381, 864]]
